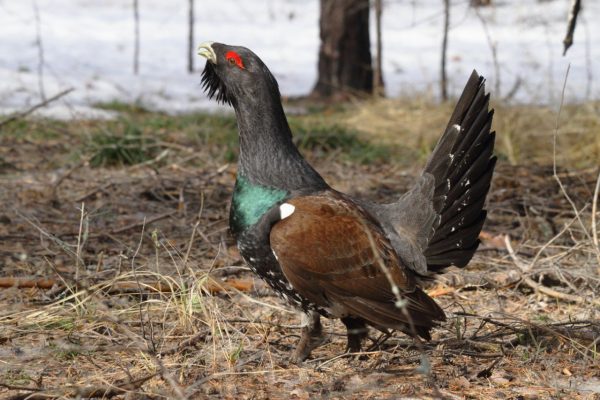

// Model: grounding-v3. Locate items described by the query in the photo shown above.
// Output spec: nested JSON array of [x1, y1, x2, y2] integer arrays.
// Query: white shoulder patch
[[279, 203, 295, 220]]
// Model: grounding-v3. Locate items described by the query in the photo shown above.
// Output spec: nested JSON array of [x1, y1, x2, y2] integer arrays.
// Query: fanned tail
[[423, 70, 497, 273]]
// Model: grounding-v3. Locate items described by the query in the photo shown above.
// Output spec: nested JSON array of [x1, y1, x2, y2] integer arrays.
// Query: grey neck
[[234, 95, 328, 191]]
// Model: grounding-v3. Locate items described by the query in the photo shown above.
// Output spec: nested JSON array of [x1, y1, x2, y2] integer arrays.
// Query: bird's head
[[198, 42, 280, 107]]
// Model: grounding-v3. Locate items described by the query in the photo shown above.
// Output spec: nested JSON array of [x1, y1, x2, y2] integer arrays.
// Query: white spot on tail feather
[[279, 203, 295, 220]]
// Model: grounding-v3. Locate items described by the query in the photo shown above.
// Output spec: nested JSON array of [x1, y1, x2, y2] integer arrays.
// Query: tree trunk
[[440, 0, 450, 101], [311, 0, 373, 98], [373, 0, 384, 96], [187, 0, 195, 72], [133, 0, 140, 75]]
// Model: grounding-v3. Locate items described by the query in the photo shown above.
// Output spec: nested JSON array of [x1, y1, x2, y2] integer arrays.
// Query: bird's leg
[[291, 311, 325, 363], [341, 316, 368, 353]]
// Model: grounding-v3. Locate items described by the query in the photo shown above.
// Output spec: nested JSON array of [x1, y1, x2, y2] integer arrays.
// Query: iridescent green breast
[[230, 175, 288, 235]]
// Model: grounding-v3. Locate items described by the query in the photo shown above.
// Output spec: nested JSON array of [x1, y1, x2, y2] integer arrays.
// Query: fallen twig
[[73, 181, 115, 202], [50, 157, 89, 204], [0, 88, 74, 128], [0, 277, 57, 289], [160, 330, 207, 356], [0, 276, 254, 295], [504, 235, 600, 307], [456, 312, 593, 342], [111, 210, 177, 234], [3, 372, 156, 400]]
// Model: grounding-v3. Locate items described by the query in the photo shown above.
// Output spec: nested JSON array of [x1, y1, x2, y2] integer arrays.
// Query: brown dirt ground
[[0, 120, 599, 400]]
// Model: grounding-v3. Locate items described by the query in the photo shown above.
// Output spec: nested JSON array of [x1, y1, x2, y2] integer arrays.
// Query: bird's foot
[[290, 311, 326, 364]]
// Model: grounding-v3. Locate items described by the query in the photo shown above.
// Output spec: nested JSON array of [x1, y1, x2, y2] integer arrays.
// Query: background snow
[[0, 0, 597, 119]]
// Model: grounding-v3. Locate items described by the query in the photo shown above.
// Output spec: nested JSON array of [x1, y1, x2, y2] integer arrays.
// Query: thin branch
[[0, 277, 253, 294], [552, 64, 594, 244], [75, 202, 87, 282], [563, 0, 581, 56], [3, 373, 157, 400], [0, 88, 74, 128], [526, 204, 587, 273], [504, 235, 600, 307], [111, 210, 176, 234]]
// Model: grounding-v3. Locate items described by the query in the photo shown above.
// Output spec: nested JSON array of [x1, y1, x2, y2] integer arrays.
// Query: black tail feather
[[424, 243, 480, 267], [423, 70, 496, 273], [425, 212, 486, 257], [434, 195, 487, 239], [446, 113, 494, 189], [445, 134, 495, 208], [444, 71, 486, 130], [439, 160, 495, 228]]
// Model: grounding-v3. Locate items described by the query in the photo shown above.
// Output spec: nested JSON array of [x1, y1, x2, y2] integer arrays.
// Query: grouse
[[198, 42, 496, 362]]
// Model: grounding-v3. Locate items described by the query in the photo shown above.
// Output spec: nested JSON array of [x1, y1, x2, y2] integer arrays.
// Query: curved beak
[[198, 41, 217, 64]]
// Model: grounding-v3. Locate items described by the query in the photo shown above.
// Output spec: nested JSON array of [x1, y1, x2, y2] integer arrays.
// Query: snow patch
[[0, 0, 597, 119]]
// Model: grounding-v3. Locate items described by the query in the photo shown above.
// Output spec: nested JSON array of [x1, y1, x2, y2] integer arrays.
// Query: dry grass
[[340, 97, 600, 169], [0, 99, 599, 399]]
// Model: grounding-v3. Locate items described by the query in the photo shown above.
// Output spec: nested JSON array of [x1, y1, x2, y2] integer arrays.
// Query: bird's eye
[[225, 50, 245, 70]]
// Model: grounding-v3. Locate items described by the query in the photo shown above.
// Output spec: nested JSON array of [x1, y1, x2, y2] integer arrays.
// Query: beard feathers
[[201, 62, 233, 105]]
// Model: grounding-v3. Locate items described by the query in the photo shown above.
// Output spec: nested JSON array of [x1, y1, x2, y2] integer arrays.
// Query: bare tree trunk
[[440, 0, 450, 101], [582, 16, 592, 99], [373, 0, 384, 97], [33, 1, 46, 101], [475, 8, 501, 97], [311, 0, 373, 99], [470, 0, 492, 6], [187, 0, 195, 73], [133, 0, 140, 75]]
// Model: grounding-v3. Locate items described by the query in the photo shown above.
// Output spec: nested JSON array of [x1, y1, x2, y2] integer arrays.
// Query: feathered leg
[[341, 316, 368, 353], [292, 311, 325, 363]]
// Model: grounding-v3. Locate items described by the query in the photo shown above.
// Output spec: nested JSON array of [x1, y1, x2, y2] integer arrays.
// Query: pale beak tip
[[197, 41, 217, 63]]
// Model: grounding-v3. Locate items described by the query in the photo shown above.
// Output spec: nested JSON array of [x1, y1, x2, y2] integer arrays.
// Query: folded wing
[[270, 192, 446, 338]]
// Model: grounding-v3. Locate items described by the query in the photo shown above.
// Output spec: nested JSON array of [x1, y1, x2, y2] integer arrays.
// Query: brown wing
[[270, 192, 446, 336]]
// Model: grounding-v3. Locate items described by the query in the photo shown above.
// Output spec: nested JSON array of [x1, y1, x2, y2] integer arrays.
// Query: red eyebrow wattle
[[225, 51, 245, 69]]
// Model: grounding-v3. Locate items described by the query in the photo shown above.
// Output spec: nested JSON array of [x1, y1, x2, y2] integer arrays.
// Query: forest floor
[[0, 98, 599, 399]]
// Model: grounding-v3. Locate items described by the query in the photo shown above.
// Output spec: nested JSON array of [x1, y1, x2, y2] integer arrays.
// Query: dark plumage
[[198, 41, 497, 362]]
